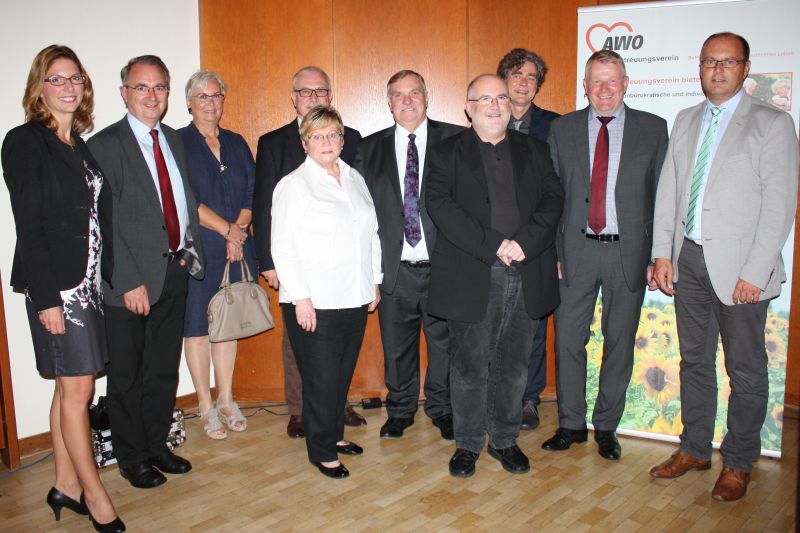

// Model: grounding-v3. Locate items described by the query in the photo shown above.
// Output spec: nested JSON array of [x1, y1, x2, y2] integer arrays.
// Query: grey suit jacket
[[88, 116, 205, 307], [548, 104, 668, 291], [652, 94, 799, 305]]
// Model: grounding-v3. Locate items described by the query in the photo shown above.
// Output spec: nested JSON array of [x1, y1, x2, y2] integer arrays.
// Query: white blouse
[[271, 156, 383, 309]]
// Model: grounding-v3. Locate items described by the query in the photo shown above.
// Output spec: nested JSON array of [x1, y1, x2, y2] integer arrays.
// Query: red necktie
[[150, 129, 180, 251], [589, 116, 614, 234]]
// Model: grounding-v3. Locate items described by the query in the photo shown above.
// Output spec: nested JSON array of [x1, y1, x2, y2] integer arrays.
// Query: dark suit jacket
[[88, 117, 205, 307], [2, 120, 113, 311], [548, 105, 668, 291], [252, 120, 361, 272], [354, 119, 464, 294], [425, 129, 564, 323], [525, 103, 560, 143]]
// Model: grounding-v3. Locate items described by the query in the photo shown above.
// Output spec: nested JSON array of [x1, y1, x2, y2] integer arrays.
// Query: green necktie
[[686, 106, 723, 235]]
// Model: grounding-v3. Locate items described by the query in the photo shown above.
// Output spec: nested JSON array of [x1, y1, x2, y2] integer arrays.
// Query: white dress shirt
[[272, 156, 383, 309], [126, 113, 188, 248], [395, 119, 430, 262]]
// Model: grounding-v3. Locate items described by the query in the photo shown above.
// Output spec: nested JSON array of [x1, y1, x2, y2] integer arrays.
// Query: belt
[[400, 260, 431, 268], [586, 234, 619, 242], [166, 250, 183, 263]]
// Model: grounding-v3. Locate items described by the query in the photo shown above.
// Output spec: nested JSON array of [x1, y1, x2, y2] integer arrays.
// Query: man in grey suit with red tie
[[649, 32, 798, 502], [355, 70, 463, 441], [89, 55, 205, 489], [542, 50, 668, 460]]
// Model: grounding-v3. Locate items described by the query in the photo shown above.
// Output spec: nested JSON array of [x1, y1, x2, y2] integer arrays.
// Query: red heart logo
[[585, 22, 634, 53]]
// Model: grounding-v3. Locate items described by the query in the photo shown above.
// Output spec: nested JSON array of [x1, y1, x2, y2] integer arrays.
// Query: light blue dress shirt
[[588, 104, 625, 235]]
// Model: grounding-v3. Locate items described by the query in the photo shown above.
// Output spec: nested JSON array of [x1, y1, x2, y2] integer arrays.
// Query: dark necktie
[[589, 116, 614, 234], [403, 133, 421, 247], [150, 129, 180, 251]]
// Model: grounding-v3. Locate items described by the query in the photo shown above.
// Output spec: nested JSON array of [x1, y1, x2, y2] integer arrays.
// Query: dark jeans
[[522, 317, 548, 404], [282, 303, 368, 464], [448, 263, 537, 454]]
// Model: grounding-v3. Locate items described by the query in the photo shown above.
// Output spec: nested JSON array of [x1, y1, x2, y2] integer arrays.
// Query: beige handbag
[[207, 260, 274, 342]]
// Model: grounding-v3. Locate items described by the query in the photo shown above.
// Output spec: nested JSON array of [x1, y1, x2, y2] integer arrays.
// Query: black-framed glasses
[[44, 74, 86, 86], [467, 95, 511, 106], [192, 93, 225, 102], [307, 131, 343, 143], [124, 84, 170, 95], [699, 58, 746, 69], [294, 88, 330, 98]]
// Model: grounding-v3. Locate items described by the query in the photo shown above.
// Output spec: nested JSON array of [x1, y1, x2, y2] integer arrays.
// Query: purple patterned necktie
[[403, 133, 421, 247]]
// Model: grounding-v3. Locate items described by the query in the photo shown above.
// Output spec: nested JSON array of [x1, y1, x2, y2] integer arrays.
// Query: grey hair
[[292, 66, 331, 90], [185, 70, 226, 102], [584, 50, 626, 80]]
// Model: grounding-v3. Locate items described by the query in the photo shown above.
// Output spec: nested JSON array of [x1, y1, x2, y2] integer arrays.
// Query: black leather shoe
[[379, 417, 414, 439], [336, 441, 363, 455], [81, 494, 126, 533], [314, 461, 349, 479], [520, 400, 540, 430], [449, 448, 479, 478], [595, 430, 622, 460], [541, 427, 588, 451], [147, 450, 192, 474], [432, 414, 454, 440], [47, 487, 88, 521], [488, 444, 530, 474], [119, 462, 166, 489], [287, 415, 305, 439]]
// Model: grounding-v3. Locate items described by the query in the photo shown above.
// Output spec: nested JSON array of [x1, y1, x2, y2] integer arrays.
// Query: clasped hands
[[225, 222, 249, 262], [496, 239, 525, 266]]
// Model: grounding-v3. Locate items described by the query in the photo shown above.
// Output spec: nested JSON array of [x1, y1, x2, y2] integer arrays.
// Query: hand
[[123, 285, 150, 315], [557, 261, 563, 280], [732, 278, 761, 304], [646, 263, 657, 291], [224, 222, 248, 247], [652, 258, 675, 296], [226, 241, 243, 262], [261, 269, 279, 289], [295, 298, 316, 332], [38, 306, 65, 335], [496, 239, 526, 266], [368, 285, 381, 312]]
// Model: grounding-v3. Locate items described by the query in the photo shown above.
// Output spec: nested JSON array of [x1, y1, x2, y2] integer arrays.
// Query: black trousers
[[104, 261, 188, 467], [283, 303, 368, 464]]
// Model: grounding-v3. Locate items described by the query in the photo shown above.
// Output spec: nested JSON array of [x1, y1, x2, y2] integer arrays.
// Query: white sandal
[[200, 407, 227, 440], [217, 402, 247, 432]]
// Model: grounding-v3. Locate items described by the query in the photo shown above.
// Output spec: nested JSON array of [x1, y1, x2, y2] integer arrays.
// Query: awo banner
[[577, 0, 800, 456]]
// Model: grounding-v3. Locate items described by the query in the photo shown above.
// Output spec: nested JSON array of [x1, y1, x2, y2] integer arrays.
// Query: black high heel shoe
[[81, 494, 126, 533], [46, 487, 88, 521], [313, 461, 349, 479]]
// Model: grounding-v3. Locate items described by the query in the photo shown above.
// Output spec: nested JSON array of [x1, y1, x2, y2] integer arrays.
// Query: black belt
[[586, 234, 619, 242], [166, 250, 184, 263], [401, 260, 431, 268]]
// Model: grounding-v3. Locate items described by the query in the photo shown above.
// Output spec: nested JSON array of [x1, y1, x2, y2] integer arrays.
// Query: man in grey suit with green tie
[[542, 50, 668, 460], [649, 32, 798, 502]]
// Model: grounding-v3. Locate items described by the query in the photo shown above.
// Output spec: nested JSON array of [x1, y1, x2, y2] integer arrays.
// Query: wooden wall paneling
[[0, 272, 20, 469]]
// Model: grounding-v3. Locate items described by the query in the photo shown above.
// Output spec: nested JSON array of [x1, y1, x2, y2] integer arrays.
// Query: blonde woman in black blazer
[[1, 45, 123, 532]]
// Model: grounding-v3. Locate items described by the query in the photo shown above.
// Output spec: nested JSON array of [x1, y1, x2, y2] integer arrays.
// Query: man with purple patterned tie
[[355, 70, 463, 440]]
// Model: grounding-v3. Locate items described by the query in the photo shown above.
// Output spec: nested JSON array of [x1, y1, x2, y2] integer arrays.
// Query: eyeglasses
[[307, 132, 343, 143], [699, 58, 746, 69], [467, 95, 511, 106], [125, 84, 170, 95], [44, 74, 86, 86], [294, 88, 330, 98], [192, 93, 225, 102]]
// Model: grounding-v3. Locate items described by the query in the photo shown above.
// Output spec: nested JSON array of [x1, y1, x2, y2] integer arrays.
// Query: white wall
[[0, 1, 201, 438]]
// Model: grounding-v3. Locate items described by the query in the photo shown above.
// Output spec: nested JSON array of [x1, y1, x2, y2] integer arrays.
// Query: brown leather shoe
[[712, 467, 750, 502], [286, 415, 304, 439], [649, 450, 711, 478], [344, 404, 367, 427]]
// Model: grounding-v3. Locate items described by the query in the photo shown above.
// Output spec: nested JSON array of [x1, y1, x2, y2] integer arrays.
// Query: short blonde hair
[[299, 106, 343, 140]]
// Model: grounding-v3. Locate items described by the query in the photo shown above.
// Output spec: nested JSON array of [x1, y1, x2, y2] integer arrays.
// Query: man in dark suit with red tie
[[89, 55, 205, 489], [252, 66, 363, 438], [355, 70, 463, 441]]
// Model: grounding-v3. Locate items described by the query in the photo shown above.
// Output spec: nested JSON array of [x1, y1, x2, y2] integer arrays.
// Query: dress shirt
[[395, 119, 430, 261], [685, 89, 744, 243], [126, 113, 188, 246], [272, 156, 383, 309], [477, 132, 520, 237], [587, 105, 625, 235]]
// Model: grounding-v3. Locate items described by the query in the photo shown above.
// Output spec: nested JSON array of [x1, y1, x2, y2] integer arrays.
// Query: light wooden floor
[[1, 401, 796, 532]]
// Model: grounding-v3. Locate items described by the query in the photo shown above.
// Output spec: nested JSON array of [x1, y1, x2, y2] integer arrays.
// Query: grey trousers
[[554, 239, 644, 431], [675, 239, 769, 472]]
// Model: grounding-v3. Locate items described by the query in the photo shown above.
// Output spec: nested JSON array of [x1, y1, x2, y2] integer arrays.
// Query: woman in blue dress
[[179, 71, 256, 440]]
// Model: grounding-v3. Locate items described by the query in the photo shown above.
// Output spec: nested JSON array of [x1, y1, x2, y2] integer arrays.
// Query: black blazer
[[252, 120, 361, 271], [425, 129, 564, 323], [526, 103, 560, 143], [354, 119, 464, 293], [2, 120, 113, 311]]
